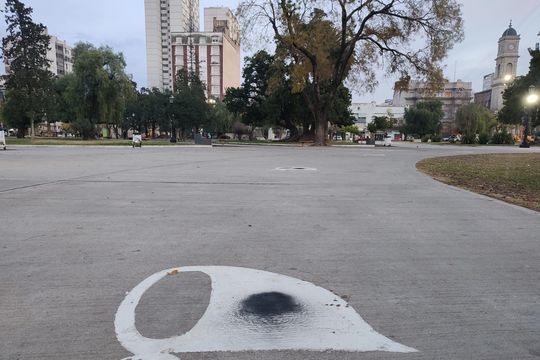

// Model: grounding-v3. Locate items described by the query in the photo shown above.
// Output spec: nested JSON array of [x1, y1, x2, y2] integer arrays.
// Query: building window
[[354, 117, 367, 124]]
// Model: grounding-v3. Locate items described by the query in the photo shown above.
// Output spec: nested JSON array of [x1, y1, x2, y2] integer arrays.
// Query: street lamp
[[520, 85, 538, 148], [169, 94, 176, 143]]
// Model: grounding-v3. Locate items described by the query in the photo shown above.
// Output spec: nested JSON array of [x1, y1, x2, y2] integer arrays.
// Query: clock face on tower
[[508, 44, 515, 51]]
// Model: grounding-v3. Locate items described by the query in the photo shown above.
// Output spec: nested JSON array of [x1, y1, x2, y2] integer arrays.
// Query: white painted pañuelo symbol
[[115, 266, 416, 359], [274, 166, 318, 171]]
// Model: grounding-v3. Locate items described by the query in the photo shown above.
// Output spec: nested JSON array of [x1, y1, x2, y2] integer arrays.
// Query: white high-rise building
[[46, 32, 73, 77], [204, 7, 240, 44], [3, 28, 73, 77], [144, 0, 200, 91]]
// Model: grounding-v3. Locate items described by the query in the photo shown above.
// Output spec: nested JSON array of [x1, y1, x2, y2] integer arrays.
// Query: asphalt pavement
[[1, 143, 539, 360]]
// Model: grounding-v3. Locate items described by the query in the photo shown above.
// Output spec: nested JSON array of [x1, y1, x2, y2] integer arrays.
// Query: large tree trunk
[[16, 127, 26, 138], [30, 116, 35, 139], [313, 111, 328, 146]]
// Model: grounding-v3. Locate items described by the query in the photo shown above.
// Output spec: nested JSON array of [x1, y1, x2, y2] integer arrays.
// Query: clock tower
[[491, 22, 520, 111]]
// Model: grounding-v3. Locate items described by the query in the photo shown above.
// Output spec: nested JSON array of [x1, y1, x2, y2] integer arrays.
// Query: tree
[[224, 50, 277, 129], [1, 0, 53, 138], [499, 47, 540, 127], [455, 103, 496, 144], [172, 70, 209, 140], [225, 49, 353, 141], [402, 101, 444, 137], [208, 101, 236, 137], [238, 0, 463, 145], [67, 43, 133, 139], [367, 116, 392, 134], [340, 125, 360, 135]]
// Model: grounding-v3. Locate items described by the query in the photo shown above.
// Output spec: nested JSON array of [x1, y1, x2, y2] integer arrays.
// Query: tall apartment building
[[3, 28, 72, 77], [46, 32, 73, 76], [203, 7, 240, 44], [144, 0, 200, 91], [393, 80, 473, 134], [170, 7, 240, 99]]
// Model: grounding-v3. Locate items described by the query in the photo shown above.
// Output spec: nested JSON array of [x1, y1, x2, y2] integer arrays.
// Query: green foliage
[[224, 50, 274, 127], [238, 0, 464, 144], [430, 134, 442, 142], [66, 43, 133, 139], [1, 0, 53, 137], [172, 70, 209, 137], [455, 103, 497, 143], [367, 116, 392, 134], [478, 133, 490, 145], [224, 50, 353, 140], [499, 48, 540, 126], [402, 101, 444, 137], [491, 128, 514, 144], [208, 101, 236, 136], [340, 125, 360, 135]]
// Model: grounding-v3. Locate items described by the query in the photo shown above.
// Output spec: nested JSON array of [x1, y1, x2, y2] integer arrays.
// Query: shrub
[[460, 134, 477, 144], [491, 129, 514, 144], [478, 133, 490, 144], [430, 134, 442, 142], [421, 135, 430, 142]]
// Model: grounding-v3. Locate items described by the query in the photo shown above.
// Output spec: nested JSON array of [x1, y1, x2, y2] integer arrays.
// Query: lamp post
[[169, 94, 176, 143], [520, 85, 538, 148]]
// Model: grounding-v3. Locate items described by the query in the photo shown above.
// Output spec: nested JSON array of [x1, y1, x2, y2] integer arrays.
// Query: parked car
[[448, 135, 461, 143]]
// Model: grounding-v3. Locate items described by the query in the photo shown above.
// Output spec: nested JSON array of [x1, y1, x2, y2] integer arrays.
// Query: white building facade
[[393, 80, 473, 134], [4, 28, 72, 77], [46, 33, 73, 76], [144, 0, 200, 91], [203, 7, 241, 44], [490, 24, 520, 112], [350, 102, 406, 131]]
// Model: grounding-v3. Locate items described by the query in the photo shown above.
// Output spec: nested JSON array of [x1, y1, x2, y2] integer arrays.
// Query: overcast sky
[[1, 0, 540, 102]]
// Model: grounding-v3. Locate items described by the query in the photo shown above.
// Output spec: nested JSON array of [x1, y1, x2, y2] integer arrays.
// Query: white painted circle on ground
[[115, 266, 417, 360]]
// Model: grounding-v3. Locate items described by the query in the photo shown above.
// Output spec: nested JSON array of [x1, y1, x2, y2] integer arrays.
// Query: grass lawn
[[4, 137, 186, 146], [417, 153, 540, 212]]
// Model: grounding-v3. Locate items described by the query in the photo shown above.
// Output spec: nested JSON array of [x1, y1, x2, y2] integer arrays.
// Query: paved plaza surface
[[1, 143, 539, 360]]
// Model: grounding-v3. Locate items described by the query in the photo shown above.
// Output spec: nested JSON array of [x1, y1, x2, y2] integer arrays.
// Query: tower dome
[[502, 22, 517, 37]]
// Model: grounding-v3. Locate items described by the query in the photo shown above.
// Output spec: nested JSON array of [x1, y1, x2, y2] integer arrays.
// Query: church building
[[474, 23, 520, 112]]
